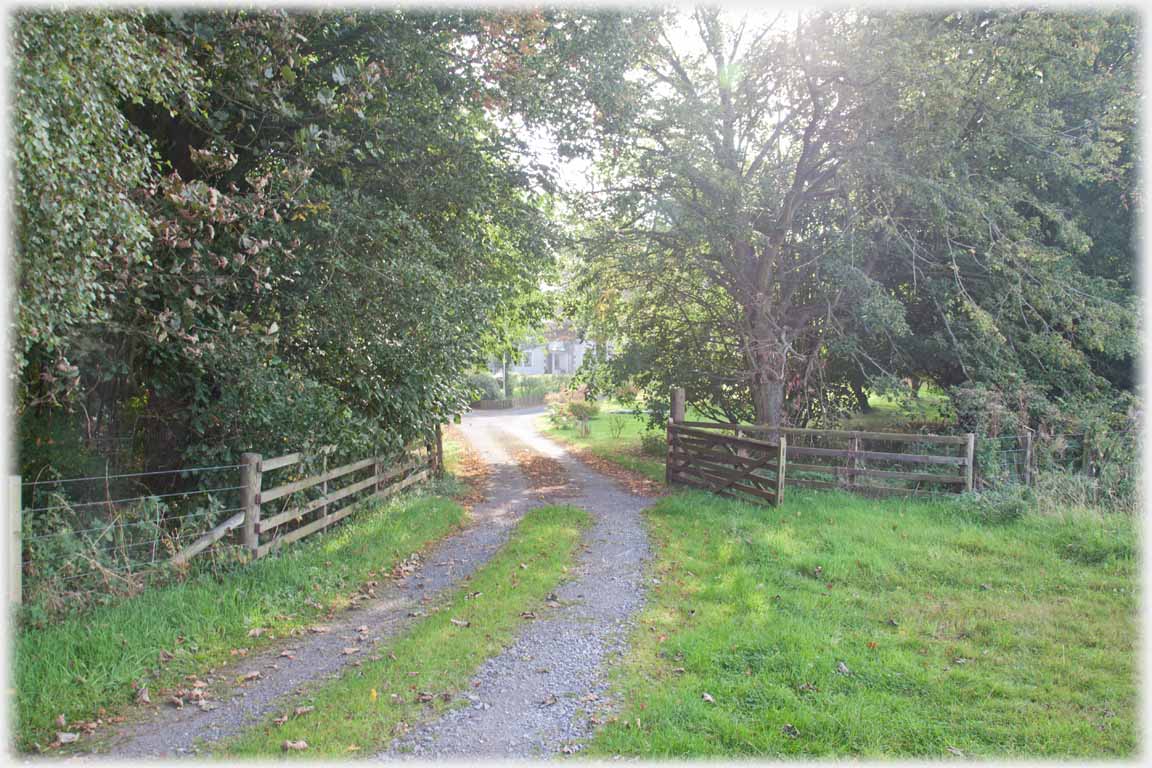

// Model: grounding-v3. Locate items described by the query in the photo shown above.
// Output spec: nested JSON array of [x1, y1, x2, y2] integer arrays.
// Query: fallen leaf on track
[[520, 611, 537, 620], [342, 647, 361, 655], [782, 724, 800, 739], [701, 692, 715, 704], [57, 732, 79, 745], [836, 661, 852, 676], [135, 687, 151, 705], [273, 715, 289, 726], [282, 740, 308, 751], [247, 628, 265, 638], [450, 618, 470, 628], [294, 706, 314, 717], [238, 671, 262, 683]]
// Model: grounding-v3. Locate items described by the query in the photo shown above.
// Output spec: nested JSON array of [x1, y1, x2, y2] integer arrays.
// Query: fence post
[[9, 476, 21, 608], [1021, 432, 1033, 487], [1082, 431, 1093, 476], [964, 433, 976, 493], [320, 452, 329, 518], [776, 435, 787, 505], [848, 434, 860, 489], [666, 388, 685, 487], [241, 453, 262, 559]]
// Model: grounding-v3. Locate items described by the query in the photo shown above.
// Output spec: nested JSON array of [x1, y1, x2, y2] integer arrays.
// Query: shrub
[[608, 415, 628, 439], [568, 400, 600, 437], [466, 371, 502, 401], [640, 431, 666, 457]]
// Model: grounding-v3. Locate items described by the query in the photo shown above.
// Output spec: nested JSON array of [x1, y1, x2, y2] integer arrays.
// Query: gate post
[[963, 434, 976, 493], [9, 476, 21, 608], [666, 388, 685, 486], [775, 436, 787, 505], [241, 453, 262, 559]]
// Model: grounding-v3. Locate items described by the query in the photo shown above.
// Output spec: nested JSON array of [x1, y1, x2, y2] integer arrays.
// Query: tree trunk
[[752, 375, 785, 428], [851, 382, 872, 413]]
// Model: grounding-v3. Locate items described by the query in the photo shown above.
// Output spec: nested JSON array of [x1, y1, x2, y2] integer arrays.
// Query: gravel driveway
[[383, 409, 655, 759]]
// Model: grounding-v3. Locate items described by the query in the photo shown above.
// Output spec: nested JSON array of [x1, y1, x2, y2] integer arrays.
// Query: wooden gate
[[666, 423, 787, 506]]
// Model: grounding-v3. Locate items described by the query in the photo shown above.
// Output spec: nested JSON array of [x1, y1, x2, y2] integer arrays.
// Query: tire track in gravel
[[383, 409, 655, 760], [98, 413, 542, 758]]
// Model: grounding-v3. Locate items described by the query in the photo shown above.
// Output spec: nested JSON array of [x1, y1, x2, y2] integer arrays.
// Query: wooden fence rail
[[470, 394, 547, 410], [174, 427, 443, 565]]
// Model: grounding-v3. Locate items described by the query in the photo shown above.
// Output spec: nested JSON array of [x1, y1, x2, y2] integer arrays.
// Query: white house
[[493, 323, 601, 376]]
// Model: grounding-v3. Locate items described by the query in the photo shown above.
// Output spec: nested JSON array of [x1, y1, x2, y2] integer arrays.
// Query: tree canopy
[[570, 8, 1138, 433]]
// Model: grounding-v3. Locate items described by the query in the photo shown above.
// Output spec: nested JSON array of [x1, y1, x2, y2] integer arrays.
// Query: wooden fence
[[173, 428, 442, 565], [470, 394, 547, 410], [664, 388, 975, 504]]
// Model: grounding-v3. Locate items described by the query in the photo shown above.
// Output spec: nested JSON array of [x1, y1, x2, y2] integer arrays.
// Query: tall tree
[[577, 8, 1137, 430]]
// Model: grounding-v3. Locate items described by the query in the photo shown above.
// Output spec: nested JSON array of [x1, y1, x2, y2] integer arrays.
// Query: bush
[[640, 431, 666, 457], [467, 371, 502, 401], [568, 400, 600, 436]]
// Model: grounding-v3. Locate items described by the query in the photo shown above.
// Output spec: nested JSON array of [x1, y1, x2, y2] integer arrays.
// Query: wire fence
[[17, 462, 251, 612], [975, 427, 1138, 510]]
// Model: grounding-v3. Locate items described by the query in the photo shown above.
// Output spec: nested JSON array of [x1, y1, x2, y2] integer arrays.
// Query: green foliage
[[14, 9, 648, 523], [954, 486, 1032, 525], [573, 9, 1137, 434], [639, 431, 666, 457]]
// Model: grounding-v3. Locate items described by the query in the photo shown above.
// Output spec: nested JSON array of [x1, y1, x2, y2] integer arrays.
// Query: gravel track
[[383, 410, 654, 760], [100, 413, 538, 758]]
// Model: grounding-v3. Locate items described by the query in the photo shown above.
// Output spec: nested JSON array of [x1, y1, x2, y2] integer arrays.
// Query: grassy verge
[[15, 489, 466, 751], [539, 403, 665, 483], [221, 504, 591, 756], [590, 490, 1136, 758]]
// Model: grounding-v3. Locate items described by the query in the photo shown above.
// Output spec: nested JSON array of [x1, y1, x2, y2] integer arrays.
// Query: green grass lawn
[[15, 488, 466, 751], [589, 489, 1136, 758], [221, 504, 590, 756], [539, 401, 666, 483], [842, 385, 953, 431]]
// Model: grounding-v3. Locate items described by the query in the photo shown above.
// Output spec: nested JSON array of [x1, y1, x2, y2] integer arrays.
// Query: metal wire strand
[[23, 486, 245, 514], [21, 464, 244, 487]]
